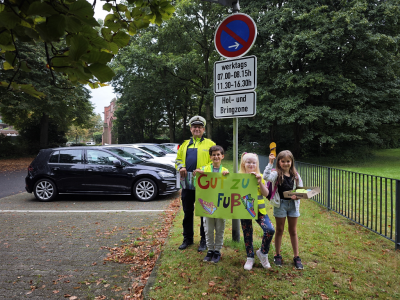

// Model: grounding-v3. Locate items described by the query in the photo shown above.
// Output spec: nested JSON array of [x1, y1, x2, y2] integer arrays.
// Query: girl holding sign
[[263, 150, 304, 270], [239, 152, 275, 271]]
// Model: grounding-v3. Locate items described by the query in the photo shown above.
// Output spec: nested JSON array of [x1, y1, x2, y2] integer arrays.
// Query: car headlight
[[158, 171, 175, 178]]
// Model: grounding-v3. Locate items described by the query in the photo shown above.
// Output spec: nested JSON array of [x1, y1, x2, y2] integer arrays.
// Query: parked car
[[161, 143, 180, 153], [101, 145, 175, 167], [25, 147, 179, 202], [86, 141, 95, 145], [129, 143, 177, 159]]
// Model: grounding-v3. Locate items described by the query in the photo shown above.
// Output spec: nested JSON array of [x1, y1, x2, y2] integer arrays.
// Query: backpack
[[266, 181, 278, 200], [266, 168, 278, 200]]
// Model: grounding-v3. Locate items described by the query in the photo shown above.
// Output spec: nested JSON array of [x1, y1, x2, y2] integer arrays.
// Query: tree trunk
[[40, 113, 49, 148], [168, 109, 174, 142], [182, 89, 189, 140]]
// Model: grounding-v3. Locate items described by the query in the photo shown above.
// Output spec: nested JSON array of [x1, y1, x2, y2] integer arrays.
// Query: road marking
[[0, 210, 174, 213]]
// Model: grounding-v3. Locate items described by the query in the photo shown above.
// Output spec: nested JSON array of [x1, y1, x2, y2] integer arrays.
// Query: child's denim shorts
[[273, 199, 300, 218]]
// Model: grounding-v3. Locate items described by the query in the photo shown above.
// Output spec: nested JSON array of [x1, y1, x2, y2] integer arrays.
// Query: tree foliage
[[0, 42, 94, 148], [0, 0, 175, 97], [239, 0, 400, 158], [111, 0, 400, 158], [112, 0, 231, 143]]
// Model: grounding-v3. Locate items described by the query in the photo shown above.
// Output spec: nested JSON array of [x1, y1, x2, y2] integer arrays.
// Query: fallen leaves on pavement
[[0, 157, 35, 173], [103, 196, 181, 299]]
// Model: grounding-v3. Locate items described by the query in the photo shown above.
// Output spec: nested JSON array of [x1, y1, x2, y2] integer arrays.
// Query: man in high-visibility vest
[[175, 116, 216, 251]]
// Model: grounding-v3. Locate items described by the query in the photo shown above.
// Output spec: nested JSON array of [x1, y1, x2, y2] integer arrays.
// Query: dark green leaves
[[0, 0, 175, 98], [88, 63, 116, 82]]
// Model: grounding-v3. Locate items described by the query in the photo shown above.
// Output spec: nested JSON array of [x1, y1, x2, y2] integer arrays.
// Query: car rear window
[[49, 151, 59, 163], [59, 150, 83, 164]]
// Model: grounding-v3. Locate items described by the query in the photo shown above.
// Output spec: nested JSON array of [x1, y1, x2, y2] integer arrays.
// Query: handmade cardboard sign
[[195, 172, 259, 219]]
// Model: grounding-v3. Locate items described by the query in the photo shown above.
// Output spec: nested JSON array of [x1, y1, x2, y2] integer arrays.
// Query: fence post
[[396, 180, 400, 250], [327, 167, 331, 211]]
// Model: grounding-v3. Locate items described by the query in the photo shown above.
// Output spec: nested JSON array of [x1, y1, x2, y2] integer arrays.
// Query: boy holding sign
[[193, 145, 229, 264]]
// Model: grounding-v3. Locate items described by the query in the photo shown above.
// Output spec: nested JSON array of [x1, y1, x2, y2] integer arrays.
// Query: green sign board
[[195, 172, 259, 219]]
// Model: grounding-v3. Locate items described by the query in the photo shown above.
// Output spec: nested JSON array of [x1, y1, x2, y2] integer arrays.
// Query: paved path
[[0, 191, 179, 299], [0, 170, 27, 198]]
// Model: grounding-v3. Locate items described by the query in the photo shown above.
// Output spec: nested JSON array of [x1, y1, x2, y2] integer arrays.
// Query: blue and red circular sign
[[214, 13, 257, 58]]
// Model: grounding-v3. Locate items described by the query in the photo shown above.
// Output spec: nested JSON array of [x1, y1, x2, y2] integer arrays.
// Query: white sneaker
[[244, 257, 254, 270], [256, 250, 271, 269]]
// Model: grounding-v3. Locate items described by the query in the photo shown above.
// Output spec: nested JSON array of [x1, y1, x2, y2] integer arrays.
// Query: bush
[[0, 135, 32, 158]]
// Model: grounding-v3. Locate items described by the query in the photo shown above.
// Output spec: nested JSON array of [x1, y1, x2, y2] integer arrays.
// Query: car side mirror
[[113, 160, 122, 167]]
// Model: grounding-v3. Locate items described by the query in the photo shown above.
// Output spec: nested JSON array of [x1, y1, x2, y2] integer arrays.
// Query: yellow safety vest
[[175, 137, 216, 171]]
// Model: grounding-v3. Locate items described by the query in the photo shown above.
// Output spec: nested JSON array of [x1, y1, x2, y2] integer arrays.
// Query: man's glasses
[[191, 125, 204, 129]]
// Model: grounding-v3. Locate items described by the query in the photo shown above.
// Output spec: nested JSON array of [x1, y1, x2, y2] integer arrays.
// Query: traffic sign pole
[[231, 5, 241, 244], [213, 6, 259, 243]]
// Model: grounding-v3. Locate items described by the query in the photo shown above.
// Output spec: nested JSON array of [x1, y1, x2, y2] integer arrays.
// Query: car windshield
[[106, 148, 143, 164], [122, 147, 152, 159], [138, 146, 164, 157], [158, 144, 175, 154]]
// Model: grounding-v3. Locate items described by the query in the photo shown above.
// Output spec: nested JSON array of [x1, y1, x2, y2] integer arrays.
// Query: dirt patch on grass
[[0, 157, 35, 173]]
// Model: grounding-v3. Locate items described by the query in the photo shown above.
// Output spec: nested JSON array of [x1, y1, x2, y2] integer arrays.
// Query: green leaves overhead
[[0, 0, 175, 98], [88, 63, 116, 83]]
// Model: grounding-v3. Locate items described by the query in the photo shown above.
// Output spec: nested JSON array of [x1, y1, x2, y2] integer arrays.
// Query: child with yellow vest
[[193, 145, 229, 264], [239, 152, 275, 270]]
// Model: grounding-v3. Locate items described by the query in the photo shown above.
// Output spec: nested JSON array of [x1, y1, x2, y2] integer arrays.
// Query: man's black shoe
[[178, 240, 193, 250], [198, 239, 207, 252]]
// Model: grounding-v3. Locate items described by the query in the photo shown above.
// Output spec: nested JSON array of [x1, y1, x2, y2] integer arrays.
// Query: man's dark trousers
[[181, 189, 205, 242]]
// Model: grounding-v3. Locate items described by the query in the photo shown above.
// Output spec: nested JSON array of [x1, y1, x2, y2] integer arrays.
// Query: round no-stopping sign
[[214, 13, 257, 58]]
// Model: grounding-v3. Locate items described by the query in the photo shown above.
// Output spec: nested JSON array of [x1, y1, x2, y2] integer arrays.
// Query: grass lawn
[[148, 199, 400, 299], [301, 149, 400, 180], [146, 152, 400, 299]]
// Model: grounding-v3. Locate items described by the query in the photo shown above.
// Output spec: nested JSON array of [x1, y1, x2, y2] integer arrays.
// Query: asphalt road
[[0, 190, 180, 299], [0, 170, 27, 198]]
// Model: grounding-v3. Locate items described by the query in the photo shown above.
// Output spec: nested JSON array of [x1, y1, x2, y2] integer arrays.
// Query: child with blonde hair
[[239, 152, 275, 270], [263, 150, 304, 269]]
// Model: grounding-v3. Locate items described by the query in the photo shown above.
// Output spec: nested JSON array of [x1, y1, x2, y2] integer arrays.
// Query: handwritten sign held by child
[[195, 173, 259, 219]]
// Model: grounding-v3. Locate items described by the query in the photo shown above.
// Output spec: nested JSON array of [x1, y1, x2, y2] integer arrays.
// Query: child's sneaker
[[293, 256, 304, 270], [211, 251, 221, 264], [203, 250, 214, 262], [274, 254, 283, 267], [256, 250, 271, 269], [244, 257, 254, 270]]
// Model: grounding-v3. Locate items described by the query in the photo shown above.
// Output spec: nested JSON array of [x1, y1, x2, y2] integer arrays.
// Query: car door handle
[[87, 169, 93, 172], [52, 167, 59, 171]]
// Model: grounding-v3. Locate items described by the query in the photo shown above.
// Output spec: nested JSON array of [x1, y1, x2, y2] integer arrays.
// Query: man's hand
[[179, 167, 187, 178], [222, 170, 229, 176]]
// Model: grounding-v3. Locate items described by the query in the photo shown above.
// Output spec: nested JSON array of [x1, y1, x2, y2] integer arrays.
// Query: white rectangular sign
[[214, 91, 256, 119], [214, 56, 257, 94]]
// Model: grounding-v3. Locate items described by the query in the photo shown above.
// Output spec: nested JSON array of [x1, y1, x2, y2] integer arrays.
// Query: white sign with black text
[[214, 56, 257, 94], [214, 91, 256, 119]]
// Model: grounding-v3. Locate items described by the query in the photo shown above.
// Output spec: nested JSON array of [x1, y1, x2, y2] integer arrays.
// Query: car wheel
[[133, 178, 158, 201], [34, 179, 58, 202]]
